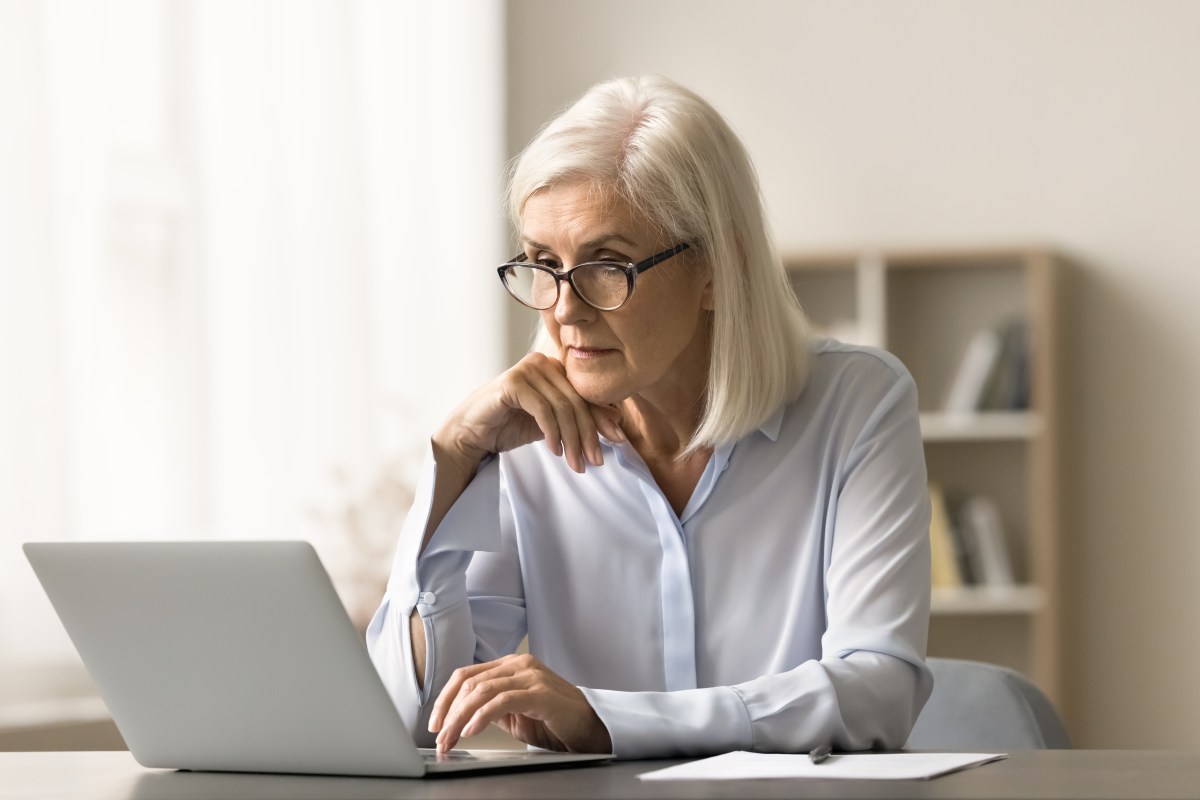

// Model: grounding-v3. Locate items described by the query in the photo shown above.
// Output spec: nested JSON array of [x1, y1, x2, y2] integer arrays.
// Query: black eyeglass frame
[[497, 242, 692, 311]]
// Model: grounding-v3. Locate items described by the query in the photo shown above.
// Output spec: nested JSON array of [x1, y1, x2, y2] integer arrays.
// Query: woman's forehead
[[521, 183, 648, 248]]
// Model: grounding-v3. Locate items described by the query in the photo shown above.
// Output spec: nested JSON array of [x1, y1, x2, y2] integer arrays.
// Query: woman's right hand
[[432, 352, 626, 481]]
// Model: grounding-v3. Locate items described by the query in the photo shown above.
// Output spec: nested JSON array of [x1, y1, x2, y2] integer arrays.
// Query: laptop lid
[[24, 541, 608, 777]]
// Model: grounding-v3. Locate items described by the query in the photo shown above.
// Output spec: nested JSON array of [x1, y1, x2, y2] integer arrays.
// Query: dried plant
[[309, 450, 420, 633]]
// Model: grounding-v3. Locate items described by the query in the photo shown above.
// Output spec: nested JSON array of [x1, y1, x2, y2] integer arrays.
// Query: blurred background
[[3, 0, 1199, 752]]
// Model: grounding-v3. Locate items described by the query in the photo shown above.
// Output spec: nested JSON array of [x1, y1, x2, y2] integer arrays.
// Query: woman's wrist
[[420, 432, 490, 553], [430, 430, 488, 482]]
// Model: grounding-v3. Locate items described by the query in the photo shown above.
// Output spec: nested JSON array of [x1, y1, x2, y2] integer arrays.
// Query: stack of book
[[928, 483, 1015, 589], [943, 318, 1031, 413]]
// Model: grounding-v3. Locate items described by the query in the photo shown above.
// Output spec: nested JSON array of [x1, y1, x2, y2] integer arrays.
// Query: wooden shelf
[[931, 585, 1046, 615], [919, 411, 1042, 442]]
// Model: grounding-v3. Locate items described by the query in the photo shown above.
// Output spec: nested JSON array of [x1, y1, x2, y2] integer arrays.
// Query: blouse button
[[418, 591, 437, 606]]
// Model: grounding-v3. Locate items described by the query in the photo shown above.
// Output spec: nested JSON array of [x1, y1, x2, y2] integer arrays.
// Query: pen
[[808, 743, 833, 764]]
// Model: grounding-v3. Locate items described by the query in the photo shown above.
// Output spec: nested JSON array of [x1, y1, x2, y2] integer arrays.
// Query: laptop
[[23, 540, 611, 777]]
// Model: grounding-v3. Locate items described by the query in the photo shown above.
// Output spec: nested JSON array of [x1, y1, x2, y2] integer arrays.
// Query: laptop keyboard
[[419, 748, 537, 763]]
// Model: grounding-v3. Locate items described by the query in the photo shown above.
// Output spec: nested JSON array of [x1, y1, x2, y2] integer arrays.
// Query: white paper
[[638, 751, 1007, 781]]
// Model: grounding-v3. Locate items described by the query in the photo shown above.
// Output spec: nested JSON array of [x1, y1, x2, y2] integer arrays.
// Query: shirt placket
[[616, 442, 734, 692], [636, 480, 697, 690]]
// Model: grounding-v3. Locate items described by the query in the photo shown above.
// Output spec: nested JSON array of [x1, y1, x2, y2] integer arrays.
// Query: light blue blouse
[[367, 340, 933, 758]]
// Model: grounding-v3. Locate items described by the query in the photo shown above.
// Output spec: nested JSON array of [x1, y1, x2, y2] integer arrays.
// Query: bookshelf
[[783, 247, 1065, 715]]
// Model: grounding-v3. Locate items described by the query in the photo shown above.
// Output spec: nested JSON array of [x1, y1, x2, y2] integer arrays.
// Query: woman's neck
[[619, 382, 706, 464], [619, 392, 712, 517]]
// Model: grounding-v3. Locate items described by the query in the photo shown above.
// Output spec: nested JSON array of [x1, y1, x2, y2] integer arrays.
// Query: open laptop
[[23, 540, 611, 777]]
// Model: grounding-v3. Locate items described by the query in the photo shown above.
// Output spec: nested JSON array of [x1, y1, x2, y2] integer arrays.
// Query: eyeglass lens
[[503, 263, 630, 310]]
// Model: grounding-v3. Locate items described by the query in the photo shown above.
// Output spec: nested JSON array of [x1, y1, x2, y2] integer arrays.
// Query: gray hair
[[509, 75, 810, 452]]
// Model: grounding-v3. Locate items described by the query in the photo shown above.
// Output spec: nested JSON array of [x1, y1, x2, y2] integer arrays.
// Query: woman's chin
[[567, 372, 628, 407]]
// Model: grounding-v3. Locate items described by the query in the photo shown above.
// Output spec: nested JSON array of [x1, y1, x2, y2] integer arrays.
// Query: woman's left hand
[[428, 653, 613, 754]]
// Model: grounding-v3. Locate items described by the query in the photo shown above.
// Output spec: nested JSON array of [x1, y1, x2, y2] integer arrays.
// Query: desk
[[3, 749, 1199, 799]]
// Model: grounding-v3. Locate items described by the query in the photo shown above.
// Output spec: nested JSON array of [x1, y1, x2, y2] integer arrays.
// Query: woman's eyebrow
[[520, 234, 638, 252]]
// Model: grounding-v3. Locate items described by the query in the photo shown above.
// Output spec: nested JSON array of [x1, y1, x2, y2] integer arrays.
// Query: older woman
[[367, 75, 932, 759]]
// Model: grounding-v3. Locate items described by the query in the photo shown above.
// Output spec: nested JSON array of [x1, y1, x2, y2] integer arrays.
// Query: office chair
[[905, 658, 1071, 750]]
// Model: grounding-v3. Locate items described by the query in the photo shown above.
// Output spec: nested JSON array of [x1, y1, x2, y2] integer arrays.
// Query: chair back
[[906, 658, 1070, 750]]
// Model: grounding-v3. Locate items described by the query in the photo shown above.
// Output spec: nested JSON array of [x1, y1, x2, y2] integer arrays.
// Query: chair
[[905, 658, 1071, 750]]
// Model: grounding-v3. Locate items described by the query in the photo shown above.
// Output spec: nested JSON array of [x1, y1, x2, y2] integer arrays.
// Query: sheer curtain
[[0, 0, 505, 670]]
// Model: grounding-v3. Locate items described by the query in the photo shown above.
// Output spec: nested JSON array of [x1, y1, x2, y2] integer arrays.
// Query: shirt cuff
[[579, 685, 753, 759], [384, 446, 502, 618]]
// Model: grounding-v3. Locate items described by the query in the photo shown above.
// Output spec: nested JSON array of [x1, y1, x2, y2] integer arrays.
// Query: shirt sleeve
[[582, 370, 933, 758], [365, 444, 525, 746]]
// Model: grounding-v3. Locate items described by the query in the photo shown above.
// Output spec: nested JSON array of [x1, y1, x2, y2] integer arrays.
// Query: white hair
[[509, 75, 811, 453]]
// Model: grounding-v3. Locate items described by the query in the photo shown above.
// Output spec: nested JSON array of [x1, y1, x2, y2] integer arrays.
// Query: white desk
[[4, 749, 1200, 799]]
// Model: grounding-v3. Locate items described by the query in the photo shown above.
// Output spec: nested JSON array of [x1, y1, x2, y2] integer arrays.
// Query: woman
[[367, 75, 932, 759]]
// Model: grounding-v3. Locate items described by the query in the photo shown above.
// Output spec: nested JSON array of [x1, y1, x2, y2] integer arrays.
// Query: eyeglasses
[[497, 242, 691, 311]]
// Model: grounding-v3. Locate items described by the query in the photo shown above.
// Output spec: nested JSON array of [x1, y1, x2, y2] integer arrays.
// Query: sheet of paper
[[638, 751, 1008, 781]]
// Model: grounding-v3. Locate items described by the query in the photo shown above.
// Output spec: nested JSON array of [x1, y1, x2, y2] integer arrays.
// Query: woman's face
[[520, 181, 714, 408]]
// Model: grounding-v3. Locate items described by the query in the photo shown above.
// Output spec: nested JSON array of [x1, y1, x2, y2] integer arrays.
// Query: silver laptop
[[23, 540, 611, 777]]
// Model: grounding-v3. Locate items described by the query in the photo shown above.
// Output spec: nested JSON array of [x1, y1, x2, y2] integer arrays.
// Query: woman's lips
[[567, 346, 617, 360]]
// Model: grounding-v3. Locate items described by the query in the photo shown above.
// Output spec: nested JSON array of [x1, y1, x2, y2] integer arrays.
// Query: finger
[[503, 378, 564, 458], [430, 653, 532, 733], [523, 371, 590, 473], [534, 367, 610, 467], [496, 712, 565, 752], [428, 661, 501, 733], [457, 688, 546, 741], [507, 355, 609, 468], [527, 372, 592, 471], [591, 404, 626, 443], [435, 674, 529, 752]]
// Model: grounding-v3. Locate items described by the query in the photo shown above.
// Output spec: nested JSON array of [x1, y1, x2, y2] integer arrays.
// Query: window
[[1, 0, 504, 670]]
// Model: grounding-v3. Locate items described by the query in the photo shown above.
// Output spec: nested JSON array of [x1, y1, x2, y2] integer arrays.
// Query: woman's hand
[[434, 352, 625, 478], [428, 653, 613, 754], [409, 355, 626, 688]]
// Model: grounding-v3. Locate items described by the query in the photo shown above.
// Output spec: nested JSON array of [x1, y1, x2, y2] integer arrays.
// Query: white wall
[[506, 0, 1200, 749]]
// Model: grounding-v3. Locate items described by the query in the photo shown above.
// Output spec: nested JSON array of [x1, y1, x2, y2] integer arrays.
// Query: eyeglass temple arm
[[635, 242, 691, 273]]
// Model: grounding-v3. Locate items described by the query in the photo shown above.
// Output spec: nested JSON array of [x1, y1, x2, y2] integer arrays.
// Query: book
[[944, 318, 1030, 413], [943, 327, 1003, 413], [928, 483, 963, 588], [980, 319, 1031, 411], [956, 496, 1015, 586]]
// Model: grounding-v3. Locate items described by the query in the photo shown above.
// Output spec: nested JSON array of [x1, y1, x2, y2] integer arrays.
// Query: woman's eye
[[523, 251, 556, 266]]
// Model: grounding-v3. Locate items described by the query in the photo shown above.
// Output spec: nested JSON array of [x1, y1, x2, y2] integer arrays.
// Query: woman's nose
[[553, 279, 595, 326]]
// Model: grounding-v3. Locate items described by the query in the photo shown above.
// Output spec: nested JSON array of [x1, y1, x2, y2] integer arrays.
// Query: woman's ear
[[690, 247, 716, 311], [701, 231, 747, 313]]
